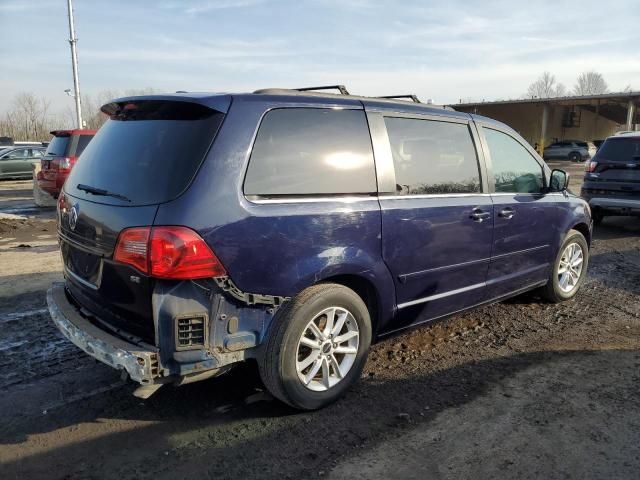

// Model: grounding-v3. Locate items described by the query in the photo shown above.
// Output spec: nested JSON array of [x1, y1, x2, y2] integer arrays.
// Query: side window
[[244, 108, 376, 196], [384, 117, 481, 195], [483, 128, 544, 194], [8, 149, 28, 159]]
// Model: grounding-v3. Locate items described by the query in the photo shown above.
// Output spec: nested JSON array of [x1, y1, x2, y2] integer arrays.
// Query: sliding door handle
[[470, 208, 491, 222], [498, 207, 515, 219]]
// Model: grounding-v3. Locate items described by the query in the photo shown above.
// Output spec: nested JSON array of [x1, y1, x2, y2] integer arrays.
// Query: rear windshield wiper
[[77, 184, 131, 202]]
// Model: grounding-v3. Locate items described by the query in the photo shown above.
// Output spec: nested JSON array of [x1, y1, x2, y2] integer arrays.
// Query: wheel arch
[[317, 274, 383, 339], [571, 221, 592, 247]]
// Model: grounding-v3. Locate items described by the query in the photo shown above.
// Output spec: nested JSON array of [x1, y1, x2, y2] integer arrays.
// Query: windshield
[[596, 138, 640, 163], [45, 136, 70, 156], [65, 100, 224, 206]]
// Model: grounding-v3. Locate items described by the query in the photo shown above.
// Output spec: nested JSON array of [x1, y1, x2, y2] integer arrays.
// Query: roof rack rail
[[377, 94, 421, 103], [295, 85, 350, 95]]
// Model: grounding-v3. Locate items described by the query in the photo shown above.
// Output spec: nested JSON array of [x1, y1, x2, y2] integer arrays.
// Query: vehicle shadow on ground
[[2, 348, 639, 479], [592, 216, 640, 240]]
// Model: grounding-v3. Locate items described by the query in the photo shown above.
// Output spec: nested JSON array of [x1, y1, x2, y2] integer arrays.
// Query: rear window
[[65, 100, 224, 205], [45, 136, 70, 156], [596, 138, 640, 163], [244, 108, 376, 196]]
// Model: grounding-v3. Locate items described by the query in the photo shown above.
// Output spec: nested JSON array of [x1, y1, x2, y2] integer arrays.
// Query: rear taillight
[[113, 226, 226, 280], [114, 227, 150, 274], [586, 161, 598, 172], [58, 156, 76, 171]]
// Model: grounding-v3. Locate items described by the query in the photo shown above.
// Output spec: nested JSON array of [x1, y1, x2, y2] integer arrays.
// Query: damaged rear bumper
[[47, 282, 161, 385]]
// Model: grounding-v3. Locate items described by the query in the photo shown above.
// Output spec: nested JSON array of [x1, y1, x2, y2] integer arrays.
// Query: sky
[[1, 0, 639, 114]]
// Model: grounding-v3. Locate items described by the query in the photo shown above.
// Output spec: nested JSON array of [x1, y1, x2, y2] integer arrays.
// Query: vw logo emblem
[[69, 205, 79, 231]]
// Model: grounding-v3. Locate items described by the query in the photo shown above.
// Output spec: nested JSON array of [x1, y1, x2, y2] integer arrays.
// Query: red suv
[[38, 129, 96, 198]]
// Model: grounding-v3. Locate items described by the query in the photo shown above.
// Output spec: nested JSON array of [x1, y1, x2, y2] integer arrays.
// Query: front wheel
[[569, 151, 582, 162], [258, 283, 372, 410], [540, 229, 589, 302]]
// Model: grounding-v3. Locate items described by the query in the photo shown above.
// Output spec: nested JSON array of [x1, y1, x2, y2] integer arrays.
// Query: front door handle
[[470, 208, 491, 222], [498, 207, 516, 219]]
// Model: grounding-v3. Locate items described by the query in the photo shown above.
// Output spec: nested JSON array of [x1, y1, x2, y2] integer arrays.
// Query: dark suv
[[47, 88, 592, 409], [581, 132, 640, 224]]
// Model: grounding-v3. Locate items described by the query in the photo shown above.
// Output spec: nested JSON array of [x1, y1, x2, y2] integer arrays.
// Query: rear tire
[[540, 229, 589, 303], [258, 283, 372, 410]]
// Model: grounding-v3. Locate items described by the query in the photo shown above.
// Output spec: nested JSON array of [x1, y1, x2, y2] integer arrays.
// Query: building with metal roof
[[450, 91, 639, 155]]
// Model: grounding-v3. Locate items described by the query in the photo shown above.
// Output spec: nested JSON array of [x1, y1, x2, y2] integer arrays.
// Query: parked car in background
[[543, 140, 597, 162], [48, 89, 591, 410], [37, 129, 95, 198], [0, 146, 46, 179], [581, 132, 640, 224]]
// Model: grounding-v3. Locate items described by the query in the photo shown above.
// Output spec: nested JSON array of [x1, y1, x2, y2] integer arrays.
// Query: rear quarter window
[[244, 108, 377, 196], [71, 135, 94, 157]]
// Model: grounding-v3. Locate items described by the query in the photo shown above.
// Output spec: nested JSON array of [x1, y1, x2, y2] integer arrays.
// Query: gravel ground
[[0, 175, 639, 480]]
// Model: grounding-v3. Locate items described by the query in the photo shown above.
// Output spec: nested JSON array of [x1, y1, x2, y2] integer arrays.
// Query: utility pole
[[66, 0, 83, 128]]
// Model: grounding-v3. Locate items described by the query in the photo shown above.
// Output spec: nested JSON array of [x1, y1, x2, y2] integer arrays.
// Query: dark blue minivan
[[47, 88, 592, 409]]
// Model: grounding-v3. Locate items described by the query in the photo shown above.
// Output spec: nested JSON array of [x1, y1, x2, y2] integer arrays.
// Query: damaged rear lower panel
[[47, 282, 161, 385], [48, 277, 291, 398]]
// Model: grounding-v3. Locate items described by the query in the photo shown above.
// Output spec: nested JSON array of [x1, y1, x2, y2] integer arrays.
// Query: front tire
[[569, 151, 581, 162], [540, 229, 589, 303], [258, 283, 372, 410]]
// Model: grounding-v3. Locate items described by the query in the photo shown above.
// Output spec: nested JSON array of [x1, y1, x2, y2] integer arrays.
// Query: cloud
[[160, 0, 266, 14], [0, 0, 639, 113]]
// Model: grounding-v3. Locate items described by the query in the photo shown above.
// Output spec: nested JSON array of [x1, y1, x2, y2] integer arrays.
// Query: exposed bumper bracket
[[47, 283, 161, 385]]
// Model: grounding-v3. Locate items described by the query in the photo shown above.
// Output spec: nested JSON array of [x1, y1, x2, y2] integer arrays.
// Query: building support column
[[539, 104, 550, 156], [593, 101, 600, 139], [626, 99, 636, 131]]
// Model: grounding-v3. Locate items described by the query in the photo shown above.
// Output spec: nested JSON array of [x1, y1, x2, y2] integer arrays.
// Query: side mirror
[[549, 169, 569, 192]]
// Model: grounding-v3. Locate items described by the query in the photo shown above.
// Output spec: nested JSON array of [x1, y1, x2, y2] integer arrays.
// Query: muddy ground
[[0, 168, 639, 479]]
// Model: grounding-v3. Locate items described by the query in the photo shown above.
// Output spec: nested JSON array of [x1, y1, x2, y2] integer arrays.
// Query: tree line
[[0, 88, 156, 142], [1, 76, 634, 141], [525, 70, 633, 99]]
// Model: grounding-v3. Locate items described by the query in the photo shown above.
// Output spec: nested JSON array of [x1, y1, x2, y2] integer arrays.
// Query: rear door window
[[384, 117, 481, 195], [483, 128, 544, 194], [244, 108, 376, 196], [65, 100, 224, 205]]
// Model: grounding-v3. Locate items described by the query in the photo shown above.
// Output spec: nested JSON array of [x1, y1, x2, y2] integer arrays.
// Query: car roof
[[1, 145, 45, 150], [608, 131, 640, 139], [106, 89, 471, 121]]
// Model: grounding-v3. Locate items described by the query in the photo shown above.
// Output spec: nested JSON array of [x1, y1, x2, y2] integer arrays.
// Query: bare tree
[[525, 72, 567, 99], [0, 93, 58, 141], [573, 71, 608, 96], [0, 87, 158, 141]]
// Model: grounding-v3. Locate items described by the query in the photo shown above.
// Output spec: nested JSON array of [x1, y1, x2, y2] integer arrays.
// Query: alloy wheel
[[558, 242, 584, 293], [296, 306, 360, 392]]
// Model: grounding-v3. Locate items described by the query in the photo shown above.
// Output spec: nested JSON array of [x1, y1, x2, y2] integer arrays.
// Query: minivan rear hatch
[[59, 96, 228, 342]]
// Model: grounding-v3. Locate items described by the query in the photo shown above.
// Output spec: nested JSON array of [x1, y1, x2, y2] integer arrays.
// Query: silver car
[[543, 140, 597, 162]]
